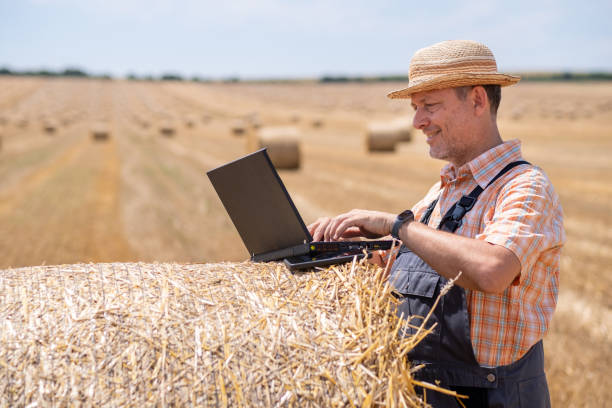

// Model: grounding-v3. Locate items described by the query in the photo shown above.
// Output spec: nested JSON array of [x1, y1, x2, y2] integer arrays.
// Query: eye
[[425, 103, 438, 112]]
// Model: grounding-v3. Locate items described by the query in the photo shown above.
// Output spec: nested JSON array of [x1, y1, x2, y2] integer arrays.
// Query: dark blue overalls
[[389, 161, 552, 408]]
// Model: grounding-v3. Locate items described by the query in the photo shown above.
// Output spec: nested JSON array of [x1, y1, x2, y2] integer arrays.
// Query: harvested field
[[0, 77, 611, 406]]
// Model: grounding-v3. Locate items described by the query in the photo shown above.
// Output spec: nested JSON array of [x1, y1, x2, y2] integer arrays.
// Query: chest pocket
[[389, 248, 442, 341]]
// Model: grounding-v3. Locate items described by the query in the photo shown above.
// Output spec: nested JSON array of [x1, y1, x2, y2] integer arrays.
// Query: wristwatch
[[391, 209, 414, 240]]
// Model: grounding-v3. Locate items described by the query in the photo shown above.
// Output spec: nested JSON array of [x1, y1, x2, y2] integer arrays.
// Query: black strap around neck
[[420, 160, 531, 232]]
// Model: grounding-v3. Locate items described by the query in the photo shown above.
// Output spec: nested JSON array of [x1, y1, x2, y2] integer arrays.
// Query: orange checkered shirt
[[408, 139, 565, 367]]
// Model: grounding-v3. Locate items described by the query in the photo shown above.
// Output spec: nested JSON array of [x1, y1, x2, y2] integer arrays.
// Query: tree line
[[2, 67, 611, 83]]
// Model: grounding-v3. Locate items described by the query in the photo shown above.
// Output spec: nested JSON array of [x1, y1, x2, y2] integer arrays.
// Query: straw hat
[[387, 40, 520, 99]]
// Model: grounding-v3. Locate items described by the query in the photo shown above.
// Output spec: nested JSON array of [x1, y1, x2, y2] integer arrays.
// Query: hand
[[308, 209, 396, 242]]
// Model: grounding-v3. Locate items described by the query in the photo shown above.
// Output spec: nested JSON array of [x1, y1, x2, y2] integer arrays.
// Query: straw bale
[[245, 113, 262, 130], [91, 123, 111, 141], [0, 260, 456, 406], [365, 123, 398, 152], [312, 118, 324, 128], [231, 120, 247, 136], [160, 123, 176, 137], [43, 122, 57, 135], [392, 118, 413, 142], [257, 126, 301, 169], [14, 116, 28, 128], [184, 116, 196, 128]]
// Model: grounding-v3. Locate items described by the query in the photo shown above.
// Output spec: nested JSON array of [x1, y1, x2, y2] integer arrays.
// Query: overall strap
[[420, 197, 439, 225], [438, 160, 531, 232]]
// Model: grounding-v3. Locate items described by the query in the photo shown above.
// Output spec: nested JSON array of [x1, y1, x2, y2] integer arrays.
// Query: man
[[309, 40, 564, 407]]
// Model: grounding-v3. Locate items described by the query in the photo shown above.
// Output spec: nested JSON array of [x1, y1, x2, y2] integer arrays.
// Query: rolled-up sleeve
[[477, 168, 565, 283]]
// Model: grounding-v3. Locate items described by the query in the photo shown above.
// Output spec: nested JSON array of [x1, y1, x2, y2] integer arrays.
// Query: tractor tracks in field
[[0, 118, 136, 266], [0, 134, 88, 217], [85, 124, 135, 262]]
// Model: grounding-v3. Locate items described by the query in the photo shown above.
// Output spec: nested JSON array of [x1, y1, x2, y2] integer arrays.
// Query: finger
[[310, 217, 328, 241], [332, 215, 360, 241], [324, 213, 347, 241], [307, 220, 318, 235], [340, 227, 363, 238], [323, 217, 337, 241]]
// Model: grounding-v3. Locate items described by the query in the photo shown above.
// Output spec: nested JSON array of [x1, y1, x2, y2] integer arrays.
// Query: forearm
[[398, 221, 520, 293]]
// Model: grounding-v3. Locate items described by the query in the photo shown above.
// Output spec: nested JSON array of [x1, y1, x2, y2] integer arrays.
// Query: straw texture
[[388, 40, 520, 99], [0, 260, 459, 407]]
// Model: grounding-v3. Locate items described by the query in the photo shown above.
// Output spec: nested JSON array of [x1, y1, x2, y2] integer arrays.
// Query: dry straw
[[43, 121, 57, 135], [91, 123, 111, 141], [160, 123, 176, 137], [391, 118, 413, 143], [0, 258, 462, 407], [365, 123, 399, 152], [231, 120, 247, 136], [256, 126, 301, 170]]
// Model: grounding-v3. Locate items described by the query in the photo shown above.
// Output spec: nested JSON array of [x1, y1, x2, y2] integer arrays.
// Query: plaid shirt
[[410, 139, 565, 367]]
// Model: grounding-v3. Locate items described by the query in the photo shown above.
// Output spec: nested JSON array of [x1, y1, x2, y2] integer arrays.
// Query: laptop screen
[[206, 149, 313, 257]]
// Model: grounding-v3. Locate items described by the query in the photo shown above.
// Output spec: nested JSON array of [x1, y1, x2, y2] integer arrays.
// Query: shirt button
[[487, 373, 496, 383]]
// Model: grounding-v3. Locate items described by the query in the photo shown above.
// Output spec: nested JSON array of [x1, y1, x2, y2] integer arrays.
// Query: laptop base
[[283, 251, 371, 271]]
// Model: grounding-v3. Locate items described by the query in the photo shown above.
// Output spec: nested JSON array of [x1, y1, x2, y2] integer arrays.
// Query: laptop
[[206, 148, 396, 270]]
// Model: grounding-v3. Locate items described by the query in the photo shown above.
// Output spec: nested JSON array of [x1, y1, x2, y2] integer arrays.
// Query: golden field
[[0, 77, 611, 406]]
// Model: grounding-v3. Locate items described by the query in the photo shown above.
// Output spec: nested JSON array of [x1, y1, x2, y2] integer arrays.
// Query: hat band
[[410, 58, 498, 81]]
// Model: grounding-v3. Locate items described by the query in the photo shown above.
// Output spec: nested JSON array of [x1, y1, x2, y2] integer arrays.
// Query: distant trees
[[0, 66, 108, 79], [1, 67, 610, 83]]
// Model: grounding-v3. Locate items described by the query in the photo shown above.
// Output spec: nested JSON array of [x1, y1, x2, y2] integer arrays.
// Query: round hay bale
[[91, 123, 111, 141], [137, 116, 150, 128], [312, 118, 324, 128], [365, 123, 398, 152], [244, 112, 261, 129], [0, 261, 429, 406], [510, 108, 524, 121], [160, 123, 176, 137], [391, 118, 413, 142], [231, 120, 247, 136], [184, 116, 196, 128], [43, 122, 57, 135], [257, 126, 301, 169], [202, 113, 212, 123]]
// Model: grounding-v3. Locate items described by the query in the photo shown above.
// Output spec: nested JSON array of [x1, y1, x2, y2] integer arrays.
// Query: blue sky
[[1, 0, 611, 79]]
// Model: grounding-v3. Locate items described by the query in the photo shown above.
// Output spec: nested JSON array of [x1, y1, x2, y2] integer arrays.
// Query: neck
[[452, 117, 502, 168]]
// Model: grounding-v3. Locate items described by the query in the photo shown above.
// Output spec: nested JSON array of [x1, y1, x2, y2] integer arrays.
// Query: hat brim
[[387, 73, 521, 99]]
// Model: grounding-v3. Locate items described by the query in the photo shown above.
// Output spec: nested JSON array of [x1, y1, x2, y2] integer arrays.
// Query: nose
[[413, 107, 429, 130]]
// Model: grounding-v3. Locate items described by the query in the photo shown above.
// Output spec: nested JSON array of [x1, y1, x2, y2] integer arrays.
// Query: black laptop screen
[[206, 149, 313, 257]]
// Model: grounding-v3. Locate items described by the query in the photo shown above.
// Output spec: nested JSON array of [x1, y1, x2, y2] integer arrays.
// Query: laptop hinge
[[252, 243, 311, 262]]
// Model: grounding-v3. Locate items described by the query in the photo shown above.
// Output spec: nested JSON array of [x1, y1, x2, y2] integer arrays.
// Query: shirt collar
[[440, 139, 523, 188]]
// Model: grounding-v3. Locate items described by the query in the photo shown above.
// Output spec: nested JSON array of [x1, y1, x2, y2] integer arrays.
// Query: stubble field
[[0, 77, 611, 406]]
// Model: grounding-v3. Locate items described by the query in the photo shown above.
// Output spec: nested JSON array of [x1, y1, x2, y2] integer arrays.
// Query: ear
[[470, 86, 489, 116]]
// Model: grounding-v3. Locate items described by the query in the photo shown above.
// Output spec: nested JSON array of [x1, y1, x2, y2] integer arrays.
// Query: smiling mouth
[[425, 129, 440, 142]]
